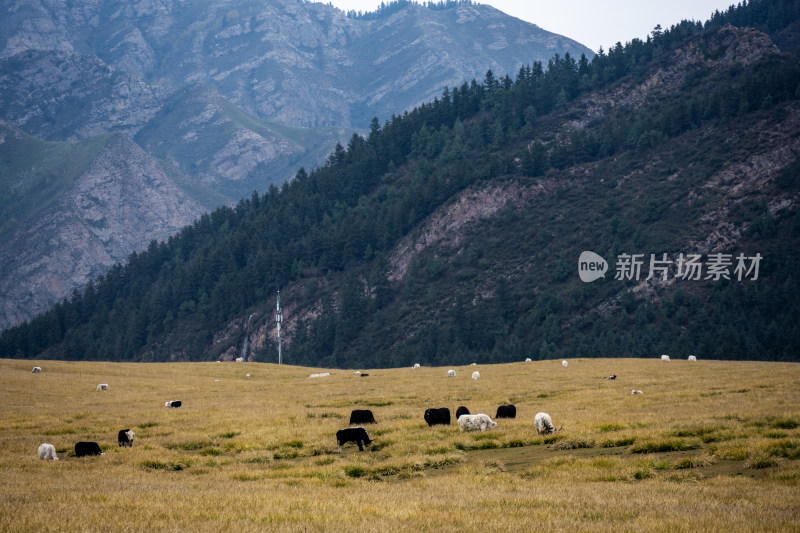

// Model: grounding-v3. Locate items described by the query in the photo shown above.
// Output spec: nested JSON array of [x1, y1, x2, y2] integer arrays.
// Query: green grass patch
[[140, 460, 191, 471], [167, 440, 215, 452], [598, 423, 625, 432], [769, 417, 799, 430], [199, 447, 223, 456], [748, 455, 778, 469], [424, 446, 451, 455], [344, 465, 367, 478], [766, 440, 800, 459], [241, 456, 271, 464], [599, 436, 636, 448]]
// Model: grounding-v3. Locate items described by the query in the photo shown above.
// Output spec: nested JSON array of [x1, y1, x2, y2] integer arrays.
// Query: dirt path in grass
[[425, 445, 772, 480]]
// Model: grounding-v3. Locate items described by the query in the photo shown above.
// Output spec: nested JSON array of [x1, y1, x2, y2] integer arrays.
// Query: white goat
[[38, 443, 59, 460], [534, 412, 560, 435]]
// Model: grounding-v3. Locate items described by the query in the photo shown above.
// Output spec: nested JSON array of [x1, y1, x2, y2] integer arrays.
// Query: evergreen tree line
[[1, 0, 798, 364]]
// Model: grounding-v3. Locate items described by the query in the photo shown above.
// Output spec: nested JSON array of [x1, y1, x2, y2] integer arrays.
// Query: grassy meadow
[[1, 357, 799, 532]]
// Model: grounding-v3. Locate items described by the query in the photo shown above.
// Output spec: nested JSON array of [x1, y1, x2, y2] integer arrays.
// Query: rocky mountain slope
[[2, 1, 798, 365], [0, 0, 592, 330]]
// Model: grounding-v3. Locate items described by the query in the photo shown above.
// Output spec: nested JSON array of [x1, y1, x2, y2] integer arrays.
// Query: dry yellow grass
[[1, 357, 798, 532]]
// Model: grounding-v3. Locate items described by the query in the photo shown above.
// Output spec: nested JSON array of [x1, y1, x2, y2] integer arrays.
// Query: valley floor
[[1, 357, 798, 531]]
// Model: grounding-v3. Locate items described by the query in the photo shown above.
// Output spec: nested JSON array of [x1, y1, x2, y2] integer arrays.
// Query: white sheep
[[96, 383, 108, 391], [631, 389, 643, 395], [534, 412, 560, 435], [562, 360, 568, 367], [413, 363, 420, 369], [472, 371, 480, 380], [309, 372, 330, 378], [688, 355, 697, 362], [525, 358, 532, 362], [661, 354, 670, 362], [246, 373, 251, 379], [458, 414, 497, 432], [235, 357, 244, 363], [32, 366, 42, 373], [38, 443, 59, 460], [447, 369, 456, 377]]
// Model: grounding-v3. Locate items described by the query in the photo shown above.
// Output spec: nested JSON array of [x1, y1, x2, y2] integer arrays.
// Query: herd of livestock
[[32, 355, 692, 459]]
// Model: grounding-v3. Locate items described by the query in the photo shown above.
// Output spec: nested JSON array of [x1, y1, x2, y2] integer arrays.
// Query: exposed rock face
[[0, 134, 206, 330]]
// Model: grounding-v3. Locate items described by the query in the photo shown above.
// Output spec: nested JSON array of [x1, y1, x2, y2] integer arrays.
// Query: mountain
[[0, 0, 593, 330], [3, 0, 798, 366]]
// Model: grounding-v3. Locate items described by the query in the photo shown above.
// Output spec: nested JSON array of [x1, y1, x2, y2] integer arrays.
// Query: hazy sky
[[325, 0, 737, 53]]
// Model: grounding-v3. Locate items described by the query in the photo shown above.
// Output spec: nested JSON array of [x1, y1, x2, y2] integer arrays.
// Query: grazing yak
[[455, 406, 471, 419], [458, 414, 497, 432], [602, 374, 617, 380], [165, 400, 182, 408], [495, 404, 517, 419], [38, 443, 59, 460], [424, 407, 451, 426], [96, 383, 108, 391], [534, 412, 561, 435], [349, 409, 376, 425], [32, 366, 42, 373], [75, 442, 103, 457], [118, 429, 135, 447], [336, 427, 372, 452], [631, 389, 644, 395]]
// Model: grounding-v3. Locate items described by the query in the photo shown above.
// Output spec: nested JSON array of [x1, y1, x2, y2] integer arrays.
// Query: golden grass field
[[1, 357, 799, 532]]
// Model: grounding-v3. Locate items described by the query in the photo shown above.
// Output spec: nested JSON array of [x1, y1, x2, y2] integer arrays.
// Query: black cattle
[[336, 427, 372, 452], [424, 407, 451, 426], [455, 406, 471, 419], [349, 409, 376, 425], [495, 404, 517, 419], [75, 441, 103, 457], [165, 400, 182, 408], [360, 373, 369, 377], [118, 429, 134, 447]]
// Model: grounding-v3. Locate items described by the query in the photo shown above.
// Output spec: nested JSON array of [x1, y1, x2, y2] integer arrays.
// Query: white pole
[[276, 291, 282, 365]]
